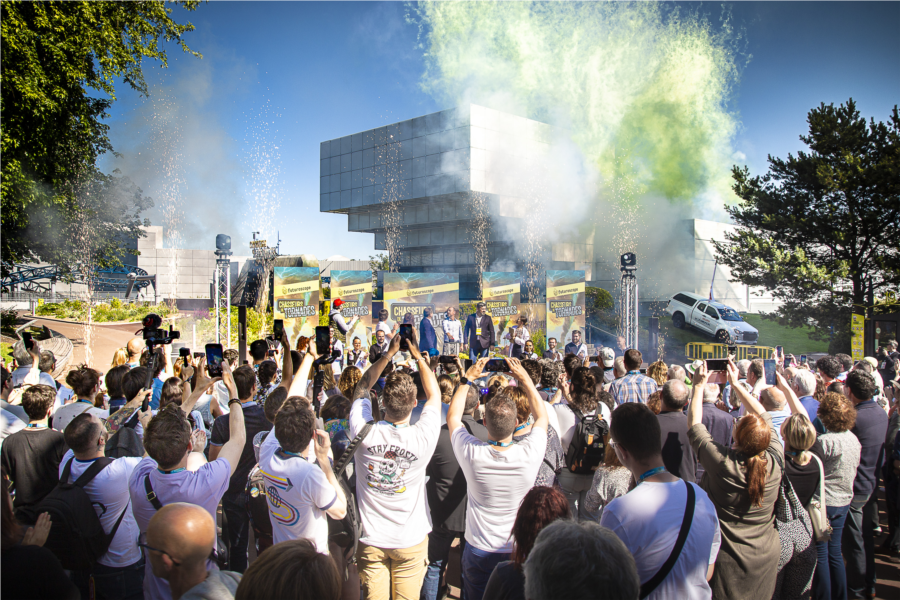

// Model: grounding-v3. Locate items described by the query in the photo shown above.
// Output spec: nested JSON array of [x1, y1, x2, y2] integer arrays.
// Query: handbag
[[806, 454, 832, 542], [773, 454, 813, 572]]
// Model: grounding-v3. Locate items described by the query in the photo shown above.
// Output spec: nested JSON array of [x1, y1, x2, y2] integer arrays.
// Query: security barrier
[[685, 343, 775, 361]]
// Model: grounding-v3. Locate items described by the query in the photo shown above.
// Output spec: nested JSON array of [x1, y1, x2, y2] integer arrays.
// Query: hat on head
[[685, 360, 704, 375], [863, 356, 878, 369], [332, 299, 344, 309], [600, 347, 615, 368]]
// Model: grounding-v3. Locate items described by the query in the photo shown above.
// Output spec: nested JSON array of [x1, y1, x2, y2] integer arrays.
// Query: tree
[[368, 253, 389, 299], [1, 1, 200, 272], [714, 99, 900, 353]]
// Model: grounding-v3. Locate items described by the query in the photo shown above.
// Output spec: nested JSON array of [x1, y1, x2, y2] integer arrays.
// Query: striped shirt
[[609, 372, 659, 405]]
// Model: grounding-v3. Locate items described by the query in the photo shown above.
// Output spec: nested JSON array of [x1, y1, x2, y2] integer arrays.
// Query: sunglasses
[[138, 542, 182, 566]]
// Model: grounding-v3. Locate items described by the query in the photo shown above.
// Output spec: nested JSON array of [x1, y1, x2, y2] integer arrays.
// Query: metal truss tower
[[214, 247, 232, 346], [620, 253, 639, 351]]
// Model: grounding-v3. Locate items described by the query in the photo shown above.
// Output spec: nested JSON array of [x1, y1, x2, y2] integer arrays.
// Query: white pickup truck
[[666, 291, 760, 344]]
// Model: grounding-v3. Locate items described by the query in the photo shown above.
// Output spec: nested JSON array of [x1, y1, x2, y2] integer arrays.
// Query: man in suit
[[463, 302, 495, 358], [542, 337, 563, 361], [367, 329, 392, 391]]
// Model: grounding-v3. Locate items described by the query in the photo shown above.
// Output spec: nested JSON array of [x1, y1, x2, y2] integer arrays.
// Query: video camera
[[140, 313, 180, 347]]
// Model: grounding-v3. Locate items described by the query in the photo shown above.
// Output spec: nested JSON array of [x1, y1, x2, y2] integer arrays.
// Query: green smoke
[[412, 1, 743, 205]]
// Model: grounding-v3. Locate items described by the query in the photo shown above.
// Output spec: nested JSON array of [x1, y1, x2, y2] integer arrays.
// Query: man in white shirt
[[375, 309, 398, 340], [441, 307, 462, 356], [258, 396, 347, 552], [600, 402, 721, 600], [60, 414, 145, 598], [447, 355, 549, 600], [347, 330, 441, 600]]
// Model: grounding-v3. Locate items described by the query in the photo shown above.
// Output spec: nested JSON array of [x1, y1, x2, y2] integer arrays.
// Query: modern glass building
[[319, 104, 593, 300]]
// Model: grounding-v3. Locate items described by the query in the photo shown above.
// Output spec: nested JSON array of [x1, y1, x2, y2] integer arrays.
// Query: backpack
[[37, 457, 128, 571], [327, 421, 373, 555], [105, 426, 144, 459], [564, 408, 609, 475]]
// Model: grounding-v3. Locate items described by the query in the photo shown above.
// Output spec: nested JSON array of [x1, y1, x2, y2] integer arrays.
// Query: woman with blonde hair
[[688, 360, 783, 600], [110, 347, 129, 367], [337, 365, 362, 399], [646, 360, 668, 387]]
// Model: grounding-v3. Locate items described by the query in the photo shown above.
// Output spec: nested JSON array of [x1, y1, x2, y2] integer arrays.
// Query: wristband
[[228, 398, 242, 407]]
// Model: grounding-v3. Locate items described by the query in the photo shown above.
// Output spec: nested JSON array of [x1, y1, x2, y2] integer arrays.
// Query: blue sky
[[100, 1, 899, 259]]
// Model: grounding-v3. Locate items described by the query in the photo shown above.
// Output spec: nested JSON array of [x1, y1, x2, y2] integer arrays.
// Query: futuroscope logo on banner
[[331, 270, 372, 348], [383, 272, 459, 354], [546, 270, 585, 349], [274, 267, 320, 346]]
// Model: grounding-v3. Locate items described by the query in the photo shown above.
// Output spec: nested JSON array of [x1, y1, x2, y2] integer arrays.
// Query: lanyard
[[514, 423, 527, 433], [279, 448, 303, 458], [380, 420, 410, 429], [157, 467, 186, 475], [487, 439, 512, 447], [637, 466, 666, 485], [26, 424, 45, 429]]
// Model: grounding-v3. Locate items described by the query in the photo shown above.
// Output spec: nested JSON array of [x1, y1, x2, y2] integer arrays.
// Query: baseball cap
[[332, 299, 344, 309], [600, 347, 615, 368]]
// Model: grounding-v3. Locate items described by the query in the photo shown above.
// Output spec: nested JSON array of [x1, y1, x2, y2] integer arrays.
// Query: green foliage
[[714, 99, 900, 354], [1, 309, 18, 334], [1, 343, 13, 365], [34, 299, 176, 323], [194, 307, 273, 349], [530, 329, 546, 353], [1, 1, 200, 270], [586, 286, 617, 329]]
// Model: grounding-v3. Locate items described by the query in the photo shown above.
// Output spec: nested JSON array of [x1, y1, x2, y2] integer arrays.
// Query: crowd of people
[[1, 317, 899, 600]]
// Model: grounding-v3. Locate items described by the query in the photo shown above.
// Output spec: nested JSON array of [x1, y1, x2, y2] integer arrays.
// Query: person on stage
[[441, 307, 462, 356], [464, 302, 495, 359], [329, 299, 358, 336]]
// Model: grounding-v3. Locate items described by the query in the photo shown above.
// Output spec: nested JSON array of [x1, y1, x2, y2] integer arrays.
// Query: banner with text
[[482, 272, 522, 351], [546, 270, 585, 351], [384, 272, 459, 354], [274, 267, 320, 345], [331, 270, 372, 348]]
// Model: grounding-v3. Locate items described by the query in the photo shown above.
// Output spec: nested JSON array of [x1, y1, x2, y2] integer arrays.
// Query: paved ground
[[28, 316, 140, 375]]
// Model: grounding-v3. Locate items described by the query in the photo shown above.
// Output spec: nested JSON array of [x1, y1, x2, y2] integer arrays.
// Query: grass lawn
[[1, 342, 12, 365]]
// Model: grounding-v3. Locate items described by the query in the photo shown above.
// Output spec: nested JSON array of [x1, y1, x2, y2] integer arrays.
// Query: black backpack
[[564, 408, 609, 475], [327, 421, 373, 555], [38, 458, 129, 571]]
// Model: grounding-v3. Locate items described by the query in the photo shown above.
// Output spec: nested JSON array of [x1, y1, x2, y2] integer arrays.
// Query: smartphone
[[727, 345, 737, 357], [485, 358, 510, 372], [438, 355, 457, 364], [775, 346, 784, 362], [206, 343, 224, 377], [267, 349, 276, 357], [399, 324, 413, 351], [706, 358, 729, 372], [763, 359, 777, 386], [315, 326, 330, 356], [179, 347, 191, 365], [589, 356, 600, 363], [800, 354, 807, 365], [273, 319, 284, 340], [21, 331, 33, 351]]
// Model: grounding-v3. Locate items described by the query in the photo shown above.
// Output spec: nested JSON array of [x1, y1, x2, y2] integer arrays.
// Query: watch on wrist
[[460, 376, 469, 386]]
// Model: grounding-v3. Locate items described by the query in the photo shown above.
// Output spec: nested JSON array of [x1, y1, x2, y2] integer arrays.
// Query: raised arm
[[181, 357, 221, 415], [688, 362, 709, 428], [776, 371, 809, 419], [507, 356, 548, 431], [278, 330, 294, 392], [353, 333, 400, 400], [407, 329, 440, 411], [727, 359, 766, 417], [214, 360, 246, 476], [448, 358, 488, 435], [313, 430, 347, 520], [288, 347, 316, 399]]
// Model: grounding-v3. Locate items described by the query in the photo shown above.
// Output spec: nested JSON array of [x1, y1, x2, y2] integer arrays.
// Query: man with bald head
[[656, 379, 697, 481], [146, 503, 241, 600], [126, 337, 145, 369], [760, 386, 791, 447]]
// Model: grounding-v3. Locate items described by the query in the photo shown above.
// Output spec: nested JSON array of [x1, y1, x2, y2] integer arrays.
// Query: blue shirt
[[798, 395, 819, 422], [150, 377, 164, 411]]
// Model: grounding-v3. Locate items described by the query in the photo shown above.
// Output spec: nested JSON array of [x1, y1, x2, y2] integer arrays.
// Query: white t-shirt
[[59, 451, 143, 568], [1, 408, 27, 449], [553, 403, 611, 451], [52, 401, 108, 433], [349, 397, 441, 549], [258, 432, 337, 553], [375, 321, 392, 335], [600, 481, 721, 600], [452, 426, 547, 553]]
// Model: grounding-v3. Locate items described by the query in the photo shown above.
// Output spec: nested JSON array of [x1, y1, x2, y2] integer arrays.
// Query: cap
[[685, 360, 704, 375], [600, 347, 615, 368], [863, 356, 878, 369], [332, 299, 344, 309]]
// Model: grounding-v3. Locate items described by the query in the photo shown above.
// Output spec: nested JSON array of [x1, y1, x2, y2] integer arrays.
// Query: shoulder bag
[[806, 454, 832, 542]]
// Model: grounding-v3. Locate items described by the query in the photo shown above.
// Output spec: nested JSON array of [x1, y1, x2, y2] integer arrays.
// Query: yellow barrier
[[685, 343, 775, 361]]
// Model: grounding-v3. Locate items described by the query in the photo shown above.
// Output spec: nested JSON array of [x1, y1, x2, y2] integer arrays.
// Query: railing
[[685, 342, 775, 361]]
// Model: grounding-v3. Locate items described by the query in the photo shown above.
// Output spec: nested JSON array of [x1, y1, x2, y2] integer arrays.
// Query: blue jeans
[[420, 526, 463, 600], [842, 492, 877, 599], [470, 345, 490, 359], [813, 504, 849, 600], [72, 556, 145, 600], [460, 544, 509, 600]]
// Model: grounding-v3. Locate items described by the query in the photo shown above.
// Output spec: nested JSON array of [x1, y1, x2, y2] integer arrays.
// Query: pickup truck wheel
[[673, 313, 685, 329], [715, 330, 731, 344]]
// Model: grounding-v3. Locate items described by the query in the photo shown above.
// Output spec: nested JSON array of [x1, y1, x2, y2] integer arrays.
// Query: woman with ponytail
[[687, 360, 783, 600]]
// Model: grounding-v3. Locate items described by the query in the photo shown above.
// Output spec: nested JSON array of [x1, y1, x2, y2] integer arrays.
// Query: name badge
[[476, 327, 482, 336]]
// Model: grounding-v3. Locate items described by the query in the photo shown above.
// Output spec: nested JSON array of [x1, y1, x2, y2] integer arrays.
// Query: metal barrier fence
[[685, 342, 775, 361]]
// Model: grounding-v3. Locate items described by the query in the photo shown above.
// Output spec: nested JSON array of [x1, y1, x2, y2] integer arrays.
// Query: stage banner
[[851, 314, 865, 361], [274, 267, 320, 345], [546, 270, 585, 351], [482, 272, 522, 351], [331, 270, 372, 349], [384, 272, 459, 354]]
